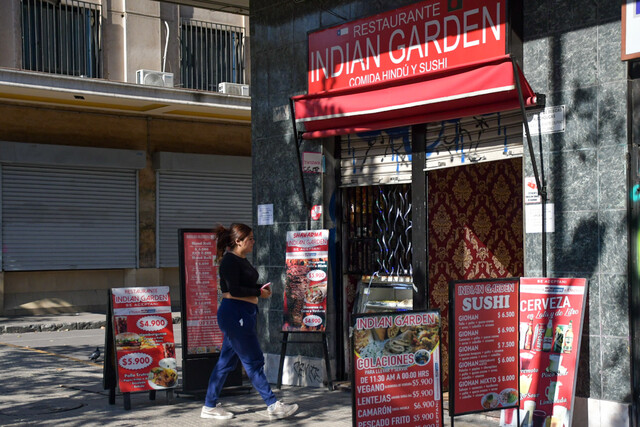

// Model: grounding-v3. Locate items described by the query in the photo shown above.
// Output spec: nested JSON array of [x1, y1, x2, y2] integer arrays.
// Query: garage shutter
[[424, 110, 524, 171], [2, 165, 138, 271], [340, 127, 412, 187], [157, 170, 252, 267]]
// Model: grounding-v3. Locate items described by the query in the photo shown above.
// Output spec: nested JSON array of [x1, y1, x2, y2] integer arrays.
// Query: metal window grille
[[343, 184, 412, 277], [21, 0, 102, 78], [180, 19, 245, 91]]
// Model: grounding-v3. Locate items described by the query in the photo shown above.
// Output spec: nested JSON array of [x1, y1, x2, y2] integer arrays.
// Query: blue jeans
[[204, 298, 277, 407]]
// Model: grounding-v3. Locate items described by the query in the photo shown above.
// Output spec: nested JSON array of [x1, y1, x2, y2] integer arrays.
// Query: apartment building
[[0, 0, 252, 315]]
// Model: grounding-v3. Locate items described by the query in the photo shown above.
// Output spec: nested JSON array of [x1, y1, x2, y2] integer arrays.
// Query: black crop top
[[219, 252, 262, 298]]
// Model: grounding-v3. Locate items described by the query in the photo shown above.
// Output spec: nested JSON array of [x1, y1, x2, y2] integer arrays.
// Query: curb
[[0, 315, 182, 334]]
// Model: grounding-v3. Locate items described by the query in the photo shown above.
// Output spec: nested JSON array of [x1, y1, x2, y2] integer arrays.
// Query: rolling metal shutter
[[339, 111, 523, 186], [424, 110, 524, 171], [340, 127, 413, 187], [157, 170, 252, 267], [1, 165, 138, 271]]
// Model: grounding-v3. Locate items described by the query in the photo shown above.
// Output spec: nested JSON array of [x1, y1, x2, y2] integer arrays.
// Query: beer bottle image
[[524, 318, 533, 350], [552, 325, 564, 352], [563, 320, 574, 353], [542, 317, 554, 352]]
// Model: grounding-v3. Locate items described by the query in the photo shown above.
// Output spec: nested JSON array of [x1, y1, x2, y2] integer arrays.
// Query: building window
[[344, 184, 413, 277], [180, 19, 245, 91], [21, 0, 102, 78]]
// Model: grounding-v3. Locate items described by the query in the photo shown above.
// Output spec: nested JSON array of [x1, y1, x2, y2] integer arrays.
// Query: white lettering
[[388, 29, 405, 64], [463, 8, 480, 47]]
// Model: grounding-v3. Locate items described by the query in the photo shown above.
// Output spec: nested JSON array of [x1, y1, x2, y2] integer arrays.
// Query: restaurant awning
[[292, 55, 539, 140]]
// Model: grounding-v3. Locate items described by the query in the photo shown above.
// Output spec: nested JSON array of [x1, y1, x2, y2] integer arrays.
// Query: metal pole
[[513, 59, 547, 277], [289, 98, 312, 229]]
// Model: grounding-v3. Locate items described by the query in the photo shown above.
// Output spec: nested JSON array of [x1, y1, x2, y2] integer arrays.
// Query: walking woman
[[200, 223, 298, 420]]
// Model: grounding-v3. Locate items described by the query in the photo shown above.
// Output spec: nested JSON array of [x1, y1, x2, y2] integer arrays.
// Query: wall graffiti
[[425, 112, 520, 170], [293, 360, 323, 384], [342, 127, 412, 186]]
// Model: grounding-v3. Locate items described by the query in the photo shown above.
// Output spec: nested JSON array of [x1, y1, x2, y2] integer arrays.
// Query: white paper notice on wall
[[302, 152, 322, 173], [257, 204, 273, 226], [525, 105, 565, 135], [525, 203, 555, 233], [524, 177, 542, 204]]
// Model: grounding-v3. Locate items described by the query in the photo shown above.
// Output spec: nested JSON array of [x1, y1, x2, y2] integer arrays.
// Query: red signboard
[[111, 286, 177, 393], [353, 310, 443, 427], [182, 232, 223, 354], [308, 0, 506, 94], [516, 278, 587, 427], [450, 278, 520, 417], [283, 230, 329, 332]]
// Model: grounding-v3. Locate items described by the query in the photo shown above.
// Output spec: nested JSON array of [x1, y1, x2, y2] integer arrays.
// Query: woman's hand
[[260, 286, 272, 299]]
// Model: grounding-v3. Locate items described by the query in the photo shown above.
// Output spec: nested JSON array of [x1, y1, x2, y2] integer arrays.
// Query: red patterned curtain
[[428, 158, 524, 386]]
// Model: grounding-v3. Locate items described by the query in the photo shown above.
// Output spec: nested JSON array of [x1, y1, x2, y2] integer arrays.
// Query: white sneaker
[[267, 401, 299, 419], [201, 403, 234, 420]]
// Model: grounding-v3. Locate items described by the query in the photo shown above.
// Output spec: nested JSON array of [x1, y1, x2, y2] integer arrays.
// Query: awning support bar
[[513, 59, 548, 276], [290, 97, 312, 229]]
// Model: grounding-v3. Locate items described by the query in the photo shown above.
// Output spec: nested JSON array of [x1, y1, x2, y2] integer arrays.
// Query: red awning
[[292, 55, 538, 139]]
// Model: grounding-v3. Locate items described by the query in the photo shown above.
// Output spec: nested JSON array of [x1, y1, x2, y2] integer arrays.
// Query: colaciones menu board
[[352, 310, 443, 427], [283, 230, 329, 332], [515, 278, 587, 427], [450, 278, 520, 417], [111, 286, 177, 393]]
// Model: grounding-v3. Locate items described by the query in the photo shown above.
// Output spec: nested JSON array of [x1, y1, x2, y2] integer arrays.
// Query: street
[[0, 327, 353, 426]]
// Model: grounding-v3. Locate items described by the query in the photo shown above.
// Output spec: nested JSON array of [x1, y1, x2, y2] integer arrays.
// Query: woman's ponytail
[[213, 225, 231, 259]]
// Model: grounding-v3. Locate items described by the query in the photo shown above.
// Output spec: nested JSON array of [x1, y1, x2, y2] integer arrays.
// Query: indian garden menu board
[[352, 310, 443, 427], [111, 286, 178, 393], [450, 278, 520, 418]]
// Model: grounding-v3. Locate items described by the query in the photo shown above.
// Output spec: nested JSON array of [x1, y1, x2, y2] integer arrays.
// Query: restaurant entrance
[[427, 157, 525, 387]]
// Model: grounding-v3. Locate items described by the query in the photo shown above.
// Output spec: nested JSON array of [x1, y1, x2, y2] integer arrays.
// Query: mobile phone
[[261, 282, 272, 290]]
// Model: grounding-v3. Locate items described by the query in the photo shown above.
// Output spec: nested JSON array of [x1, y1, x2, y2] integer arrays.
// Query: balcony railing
[[180, 19, 246, 91], [20, 0, 102, 78]]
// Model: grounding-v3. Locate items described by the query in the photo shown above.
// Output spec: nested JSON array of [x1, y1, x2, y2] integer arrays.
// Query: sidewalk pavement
[[0, 312, 500, 426]]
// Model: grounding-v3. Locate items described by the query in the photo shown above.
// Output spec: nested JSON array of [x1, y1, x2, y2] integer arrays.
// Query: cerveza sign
[[307, 0, 506, 94]]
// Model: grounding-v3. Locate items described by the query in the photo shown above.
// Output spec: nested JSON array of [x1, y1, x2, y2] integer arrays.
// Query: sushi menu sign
[[450, 278, 520, 417], [352, 310, 443, 427], [283, 230, 329, 332], [111, 286, 177, 393]]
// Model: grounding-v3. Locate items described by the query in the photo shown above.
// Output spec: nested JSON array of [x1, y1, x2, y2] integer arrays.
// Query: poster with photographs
[[352, 310, 443, 427], [111, 286, 177, 393], [514, 278, 587, 427], [283, 230, 329, 332]]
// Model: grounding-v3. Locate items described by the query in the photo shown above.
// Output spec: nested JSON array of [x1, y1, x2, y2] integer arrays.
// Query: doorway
[[427, 158, 524, 385]]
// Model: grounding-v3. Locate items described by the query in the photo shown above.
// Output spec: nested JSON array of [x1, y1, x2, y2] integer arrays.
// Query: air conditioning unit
[[218, 82, 250, 96], [136, 70, 174, 88]]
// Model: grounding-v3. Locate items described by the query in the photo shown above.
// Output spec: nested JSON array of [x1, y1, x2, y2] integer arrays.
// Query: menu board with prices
[[182, 231, 223, 355], [515, 278, 587, 427], [283, 230, 329, 332], [352, 310, 443, 427], [111, 286, 177, 393], [450, 278, 520, 418]]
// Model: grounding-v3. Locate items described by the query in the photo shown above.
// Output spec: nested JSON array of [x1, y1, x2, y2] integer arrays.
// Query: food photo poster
[[111, 286, 178, 393], [352, 310, 443, 427], [283, 230, 329, 332], [512, 278, 587, 427]]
